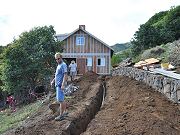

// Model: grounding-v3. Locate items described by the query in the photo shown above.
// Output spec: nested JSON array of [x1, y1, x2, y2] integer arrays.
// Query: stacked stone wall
[[112, 67, 180, 103]]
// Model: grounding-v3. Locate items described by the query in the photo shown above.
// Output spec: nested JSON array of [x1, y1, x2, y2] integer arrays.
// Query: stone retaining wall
[[112, 67, 180, 103]]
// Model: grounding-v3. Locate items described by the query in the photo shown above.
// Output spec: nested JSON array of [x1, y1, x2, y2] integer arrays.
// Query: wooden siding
[[63, 30, 110, 54], [62, 29, 111, 74], [93, 56, 96, 73]]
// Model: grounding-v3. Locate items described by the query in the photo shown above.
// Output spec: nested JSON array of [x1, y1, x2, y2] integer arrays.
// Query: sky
[[0, 0, 179, 46]]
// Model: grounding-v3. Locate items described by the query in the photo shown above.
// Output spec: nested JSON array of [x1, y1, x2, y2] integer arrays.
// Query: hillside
[[131, 5, 180, 56], [2, 72, 180, 135], [111, 42, 131, 53], [83, 76, 180, 135]]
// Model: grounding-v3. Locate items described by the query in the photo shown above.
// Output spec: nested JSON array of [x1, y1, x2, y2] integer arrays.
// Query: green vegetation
[[131, 5, 180, 56], [111, 42, 132, 53], [0, 46, 6, 99], [141, 46, 165, 60], [0, 26, 63, 100], [111, 42, 132, 66], [167, 40, 180, 66], [0, 101, 43, 134], [112, 5, 180, 66], [111, 49, 132, 66], [133, 39, 179, 64]]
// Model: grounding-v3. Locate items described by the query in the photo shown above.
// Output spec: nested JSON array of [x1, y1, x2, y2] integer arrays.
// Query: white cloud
[[0, 0, 179, 46]]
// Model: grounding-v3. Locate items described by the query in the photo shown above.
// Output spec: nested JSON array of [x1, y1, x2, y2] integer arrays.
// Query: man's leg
[[71, 75, 73, 81], [60, 102, 64, 114], [55, 102, 65, 121], [60, 102, 63, 116], [55, 87, 65, 121], [62, 101, 68, 116], [60, 100, 67, 115], [64, 102, 67, 112], [70, 72, 73, 81], [72, 72, 75, 81]]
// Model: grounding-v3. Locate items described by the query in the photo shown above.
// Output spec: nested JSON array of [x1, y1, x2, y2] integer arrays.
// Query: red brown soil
[[3, 71, 100, 135], [3, 73, 180, 135], [68, 71, 99, 106], [82, 76, 180, 135]]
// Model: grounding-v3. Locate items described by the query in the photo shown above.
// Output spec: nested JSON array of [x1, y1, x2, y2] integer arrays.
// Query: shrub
[[141, 46, 165, 60], [111, 49, 132, 66], [168, 40, 180, 66]]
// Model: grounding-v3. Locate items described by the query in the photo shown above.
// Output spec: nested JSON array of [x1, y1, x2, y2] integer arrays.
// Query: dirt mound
[[75, 71, 99, 82], [3, 73, 180, 135], [3, 71, 100, 135], [82, 76, 180, 135], [49, 71, 99, 114], [68, 71, 99, 104]]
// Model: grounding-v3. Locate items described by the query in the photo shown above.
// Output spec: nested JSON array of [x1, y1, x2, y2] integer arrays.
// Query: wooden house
[[56, 25, 114, 75]]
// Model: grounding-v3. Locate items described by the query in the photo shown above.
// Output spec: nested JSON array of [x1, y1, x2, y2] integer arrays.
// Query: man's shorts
[[70, 71, 76, 76], [56, 87, 65, 102]]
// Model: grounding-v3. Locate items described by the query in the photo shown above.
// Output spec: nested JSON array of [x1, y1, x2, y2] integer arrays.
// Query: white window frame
[[97, 58, 105, 66], [76, 36, 85, 45], [87, 57, 92, 66]]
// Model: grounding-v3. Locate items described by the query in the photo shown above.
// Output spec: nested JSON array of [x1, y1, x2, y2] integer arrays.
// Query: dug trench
[[3, 72, 180, 135], [3, 72, 105, 135], [82, 76, 180, 135], [62, 82, 104, 135]]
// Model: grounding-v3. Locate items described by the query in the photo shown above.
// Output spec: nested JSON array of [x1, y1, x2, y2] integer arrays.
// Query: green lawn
[[0, 101, 43, 134]]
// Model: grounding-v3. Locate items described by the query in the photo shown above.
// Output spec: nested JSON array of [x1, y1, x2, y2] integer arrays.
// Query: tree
[[1, 26, 63, 96], [0, 46, 6, 85], [111, 48, 132, 66], [131, 24, 161, 56], [131, 5, 180, 56]]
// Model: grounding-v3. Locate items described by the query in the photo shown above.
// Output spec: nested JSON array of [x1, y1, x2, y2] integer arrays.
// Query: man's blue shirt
[[55, 61, 67, 87]]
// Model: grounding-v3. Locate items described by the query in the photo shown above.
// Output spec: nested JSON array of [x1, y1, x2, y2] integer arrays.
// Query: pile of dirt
[[3, 71, 100, 135], [82, 76, 180, 135], [75, 71, 99, 83], [3, 72, 180, 135], [67, 71, 99, 106]]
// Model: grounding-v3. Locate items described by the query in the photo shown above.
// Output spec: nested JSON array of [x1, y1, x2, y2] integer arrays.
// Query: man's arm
[[51, 78, 55, 86], [61, 73, 68, 90], [61, 63, 68, 90]]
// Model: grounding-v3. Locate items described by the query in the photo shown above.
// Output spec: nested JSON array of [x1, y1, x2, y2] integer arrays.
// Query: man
[[51, 52, 68, 121], [69, 60, 77, 81]]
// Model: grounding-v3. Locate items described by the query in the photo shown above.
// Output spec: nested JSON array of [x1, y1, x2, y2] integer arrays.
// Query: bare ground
[[82, 76, 180, 135], [3, 73, 180, 135], [3, 72, 101, 135]]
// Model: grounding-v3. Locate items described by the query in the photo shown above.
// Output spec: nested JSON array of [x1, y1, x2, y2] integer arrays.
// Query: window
[[76, 36, 85, 45], [87, 57, 92, 66], [97, 58, 105, 66]]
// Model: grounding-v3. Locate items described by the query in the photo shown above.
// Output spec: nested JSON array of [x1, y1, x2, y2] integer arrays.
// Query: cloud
[[0, 0, 179, 46]]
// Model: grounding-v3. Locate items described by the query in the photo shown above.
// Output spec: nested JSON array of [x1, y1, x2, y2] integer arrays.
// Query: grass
[[0, 101, 43, 134]]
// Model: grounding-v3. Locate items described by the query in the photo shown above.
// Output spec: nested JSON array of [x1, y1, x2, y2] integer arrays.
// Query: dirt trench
[[3, 73, 180, 135], [82, 76, 180, 135], [61, 83, 104, 135], [3, 72, 105, 135]]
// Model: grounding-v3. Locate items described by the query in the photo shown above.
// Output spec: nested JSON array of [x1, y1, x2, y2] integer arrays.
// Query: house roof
[[57, 27, 114, 52], [55, 33, 69, 42]]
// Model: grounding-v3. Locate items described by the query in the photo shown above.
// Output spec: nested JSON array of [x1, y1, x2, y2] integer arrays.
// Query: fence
[[112, 67, 180, 103]]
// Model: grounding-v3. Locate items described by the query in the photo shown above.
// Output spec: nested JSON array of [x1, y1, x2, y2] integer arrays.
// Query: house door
[[77, 58, 86, 74], [87, 57, 93, 71]]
